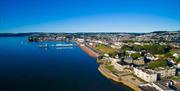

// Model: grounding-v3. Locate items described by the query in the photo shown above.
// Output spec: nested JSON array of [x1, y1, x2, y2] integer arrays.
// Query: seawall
[[98, 65, 141, 91], [79, 44, 99, 58], [75, 41, 99, 58]]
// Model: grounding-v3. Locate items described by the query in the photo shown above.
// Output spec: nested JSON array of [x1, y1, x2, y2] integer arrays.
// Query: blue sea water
[[0, 37, 130, 91]]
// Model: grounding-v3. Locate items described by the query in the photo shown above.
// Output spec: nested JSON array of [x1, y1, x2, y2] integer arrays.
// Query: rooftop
[[153, 81, 173, 90], [136, 67, 156, 74]]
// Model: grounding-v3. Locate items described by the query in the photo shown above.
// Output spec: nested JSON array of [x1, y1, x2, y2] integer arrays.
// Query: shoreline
[[76, 42, 99, 58], [79, 45, 98, 58], [98, 64, 142, 91], [76, 42, 142, 91]]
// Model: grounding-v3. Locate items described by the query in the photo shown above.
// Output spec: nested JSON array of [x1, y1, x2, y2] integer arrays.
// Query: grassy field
[[95, 44, 117, 54]]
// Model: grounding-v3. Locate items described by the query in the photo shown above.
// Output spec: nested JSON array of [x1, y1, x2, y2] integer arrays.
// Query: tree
[[148, 60, 167, 69], [132, 45, 143, 51], [121, 45, 131, 51], [109, 51, 119, 58], [175, 57, 180, 63], [143, 44, 171, 55], [131, 53, 141, 60], [164, 53, 173, 58]]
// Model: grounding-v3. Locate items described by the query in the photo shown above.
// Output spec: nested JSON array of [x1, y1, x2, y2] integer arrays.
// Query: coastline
[[76, 42, 99, 58], [79, 45, 98, 58], [76, 42, 142, 91], [98, 64, 142, 91]]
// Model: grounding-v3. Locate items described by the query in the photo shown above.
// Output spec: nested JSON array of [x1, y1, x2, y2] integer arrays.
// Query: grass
[[172, 76, 180, 80], [170, 49, 180, 54], [105, 63, 114, 71], [104, 62, 117, 74], [95, 44, 117, 54], [147, 60, 167, 69]]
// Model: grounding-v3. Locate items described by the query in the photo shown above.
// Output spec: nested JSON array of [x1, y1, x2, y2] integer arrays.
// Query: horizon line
[[0, 30, 180, 34]]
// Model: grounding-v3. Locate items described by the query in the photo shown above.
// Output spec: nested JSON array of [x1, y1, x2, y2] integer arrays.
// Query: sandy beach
[[78, 44, 99, 58]]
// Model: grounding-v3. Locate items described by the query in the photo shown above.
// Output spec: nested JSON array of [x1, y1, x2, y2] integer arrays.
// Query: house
[[152, 81, 175, 91], [76, 38, 84, 43], [154, 67, 176, 79], [110, 44, 121, 49], [126, 50, 137, 54], [146, 53, 159, 61], [133, 57, 145, 66], [175, 63, 180, 76], [134, 67, 157, 83], [123, 57, 133, 64], [113, 62, 130, 72], [139, 84, 159, 91], [173, 53, 179, 58], [140, 81, 176, 91]]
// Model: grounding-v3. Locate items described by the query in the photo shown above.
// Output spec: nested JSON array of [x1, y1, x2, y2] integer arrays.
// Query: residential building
[[152, 81, 174, 91], [134, 67, 157, 83], [113, 62, 130, 72], [154, 67, 176, 79]]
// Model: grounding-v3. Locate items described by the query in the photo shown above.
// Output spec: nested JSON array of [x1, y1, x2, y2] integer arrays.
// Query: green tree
[[131, 53, 141, 60], [175, 58, 180, 63], [164, 53, 173, 58], [132, 45, 143, 51], [109, 51, 119, 58], [148, 60, 167, 69], [121, 45, 131, 51]]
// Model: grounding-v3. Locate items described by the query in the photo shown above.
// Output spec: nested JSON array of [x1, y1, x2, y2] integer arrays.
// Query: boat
[[56, 47, 73, 50], [55, 44, 74, 47], [38, 44, 48, 48]]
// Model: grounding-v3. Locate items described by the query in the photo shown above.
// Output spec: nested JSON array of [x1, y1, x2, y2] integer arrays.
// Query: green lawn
[[95, 44, 117, 54], [104, 62, 116, 74]]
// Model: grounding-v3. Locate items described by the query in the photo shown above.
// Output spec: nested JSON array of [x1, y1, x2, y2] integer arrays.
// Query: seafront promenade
[[76, 42, 99, 58], [79, 45, 99, 58]]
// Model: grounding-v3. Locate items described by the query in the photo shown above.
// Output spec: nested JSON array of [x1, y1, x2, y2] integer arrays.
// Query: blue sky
[[0, 0, 180, 33]]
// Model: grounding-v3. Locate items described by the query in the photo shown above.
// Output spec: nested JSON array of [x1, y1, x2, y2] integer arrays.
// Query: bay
[[0, 37, 130, 91]]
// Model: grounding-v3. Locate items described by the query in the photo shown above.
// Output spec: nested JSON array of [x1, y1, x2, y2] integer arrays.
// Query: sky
[[0, 0, 180, 33]]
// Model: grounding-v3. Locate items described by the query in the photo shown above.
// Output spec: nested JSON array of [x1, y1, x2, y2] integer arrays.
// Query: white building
[[126, 50, 137, 54], [113, 62, 130, 71], [76, 38, 84, 43], [177, 63, 180, 68], [154, 67, 176, 78], [173, 53, 179, 58], [110, 44, 121, 49], [134, 67, 157, 83]]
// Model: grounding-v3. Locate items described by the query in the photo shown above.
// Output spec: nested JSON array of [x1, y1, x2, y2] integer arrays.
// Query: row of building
[[110, 58, 179, 91]]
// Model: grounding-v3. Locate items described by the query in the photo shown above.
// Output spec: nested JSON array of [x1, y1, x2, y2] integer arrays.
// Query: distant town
[[1, 31, 180, 91]]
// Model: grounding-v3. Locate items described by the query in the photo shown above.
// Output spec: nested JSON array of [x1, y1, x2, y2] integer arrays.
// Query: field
[[95, 44, 117, 54]]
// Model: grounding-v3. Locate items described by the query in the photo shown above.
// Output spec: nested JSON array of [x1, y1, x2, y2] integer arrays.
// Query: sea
[[0, 36, 130, 91]]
